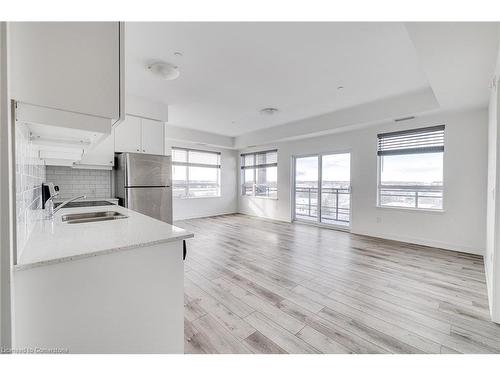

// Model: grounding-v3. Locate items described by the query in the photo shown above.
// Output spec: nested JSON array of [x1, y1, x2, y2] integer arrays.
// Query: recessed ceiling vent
[[394, 116, 415, 122], [260, 107, 279, 116]]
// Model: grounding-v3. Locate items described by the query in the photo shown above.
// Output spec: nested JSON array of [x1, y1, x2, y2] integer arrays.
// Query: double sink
[[56, 200, 128, 224], [62, 211, 128, 224]]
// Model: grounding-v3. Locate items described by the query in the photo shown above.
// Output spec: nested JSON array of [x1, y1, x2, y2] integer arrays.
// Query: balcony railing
[[173, 182, 221, 198], [378, 185, 443, 210], [295, 186, 351, 224], [242, 184, 277, 198]]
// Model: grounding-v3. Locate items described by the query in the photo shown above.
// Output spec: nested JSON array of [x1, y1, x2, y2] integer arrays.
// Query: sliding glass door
[[294, 156, 319, 222], [294, 152, 351, 228]]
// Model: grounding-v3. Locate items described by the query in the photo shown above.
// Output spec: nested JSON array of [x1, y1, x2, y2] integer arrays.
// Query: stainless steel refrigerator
[[114, 153, 173, 224]]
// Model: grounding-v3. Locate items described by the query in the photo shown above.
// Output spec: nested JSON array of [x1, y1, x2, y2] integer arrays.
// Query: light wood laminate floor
[[175, 214, 500, 354]]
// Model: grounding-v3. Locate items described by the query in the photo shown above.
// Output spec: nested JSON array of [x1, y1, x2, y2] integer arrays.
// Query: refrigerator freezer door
[[125, 153, 171, 187], [126, 186, 172, 223]]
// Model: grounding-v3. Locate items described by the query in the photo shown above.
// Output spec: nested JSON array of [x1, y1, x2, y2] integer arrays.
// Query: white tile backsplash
[[15, 123, 46, 256], [45, 167, 112, 199], [14, 124, 112, 257]]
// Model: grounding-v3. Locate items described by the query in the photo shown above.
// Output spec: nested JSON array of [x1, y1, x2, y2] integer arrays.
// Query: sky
[[173, 165, 219, 183], [173, 151, 443, 185], [296, 154, 350, 183], [295, 152, 443, 185], [380, 152, 443, 184]]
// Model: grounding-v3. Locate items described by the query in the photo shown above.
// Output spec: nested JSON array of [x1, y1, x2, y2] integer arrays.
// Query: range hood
[[15, 101, 112, 165]]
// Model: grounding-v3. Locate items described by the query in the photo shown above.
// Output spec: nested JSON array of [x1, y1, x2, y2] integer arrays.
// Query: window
[[241, 150, 278, 198], [172, 147, 221, 198], [377, 125, 444, 210]]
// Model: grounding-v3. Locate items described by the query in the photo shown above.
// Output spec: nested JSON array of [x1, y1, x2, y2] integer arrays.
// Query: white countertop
[[52, 197, 118, 203], [16, 205, 193, 271]]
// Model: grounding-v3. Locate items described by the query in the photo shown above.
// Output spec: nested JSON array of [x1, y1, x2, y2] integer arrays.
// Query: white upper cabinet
[[74, 131, 115, 169], [115, 115, 142, 153], [114, 115, 165, 155], [9, 22, 124, 131], [141, 118, 165, 155]]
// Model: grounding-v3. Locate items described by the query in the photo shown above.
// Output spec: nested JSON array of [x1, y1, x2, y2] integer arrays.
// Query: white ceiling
[[405, 22, 499, 111], [125, 22, 431, 137]]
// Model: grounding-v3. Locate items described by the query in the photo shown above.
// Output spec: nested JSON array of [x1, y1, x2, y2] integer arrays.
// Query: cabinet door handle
[[183, 240, 187, 261]]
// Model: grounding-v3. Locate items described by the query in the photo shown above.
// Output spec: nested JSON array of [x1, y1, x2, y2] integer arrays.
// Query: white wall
[[486, 54, 500, 322], [486, 76, 498, 310], [235, 88, 439, 149], [165, 140, 238, 221], [165, 124, 234, 149], [0, 20, 12, 350], [126, 94, 168, 122], [238, 108, 488, 255]]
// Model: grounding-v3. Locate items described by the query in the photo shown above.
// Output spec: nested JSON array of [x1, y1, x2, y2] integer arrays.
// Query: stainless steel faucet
[[48, 195, 87, 218], [45, 192, 59, 206]]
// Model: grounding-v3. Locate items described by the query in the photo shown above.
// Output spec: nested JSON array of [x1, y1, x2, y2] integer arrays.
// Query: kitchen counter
[[16, 204, 193, 271], [13, 203, 188, 353], [52, 197, 119, 204]]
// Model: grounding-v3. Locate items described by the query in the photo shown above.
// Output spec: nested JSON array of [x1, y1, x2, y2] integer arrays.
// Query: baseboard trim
[[179, 211, 484, 256], [294, 219, 351, 232], [237, 211, 292, 223], [174, 211, 238, 221], [485, 262, 494, 317], [352, 229, 484, 256]]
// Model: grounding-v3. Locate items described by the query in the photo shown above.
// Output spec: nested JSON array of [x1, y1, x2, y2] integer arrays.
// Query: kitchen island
[[13, 204, 193, 354]]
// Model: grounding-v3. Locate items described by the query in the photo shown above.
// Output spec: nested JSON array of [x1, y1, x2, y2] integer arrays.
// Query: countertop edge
[[14, 233, 194, 272]]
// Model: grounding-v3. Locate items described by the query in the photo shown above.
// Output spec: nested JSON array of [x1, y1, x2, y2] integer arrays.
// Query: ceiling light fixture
[[394, 116, 415, 122], [147, 61, 180, 81], [259, 107, 279, 116]]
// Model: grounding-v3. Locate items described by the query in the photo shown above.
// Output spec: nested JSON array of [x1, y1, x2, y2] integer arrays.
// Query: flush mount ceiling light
[[259, 107, 279, 116], [147, 61, 180, 81]]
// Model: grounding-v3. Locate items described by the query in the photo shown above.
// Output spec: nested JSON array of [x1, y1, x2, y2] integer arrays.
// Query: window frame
[[376, 125, 445, 212], [172, 147, 221, 199], [240, 149, 278, 199]]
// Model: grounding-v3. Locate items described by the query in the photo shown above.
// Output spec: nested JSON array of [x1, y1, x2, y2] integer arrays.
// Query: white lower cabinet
[[13, 241, 184, 353], [115, 115, 164, 155]]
